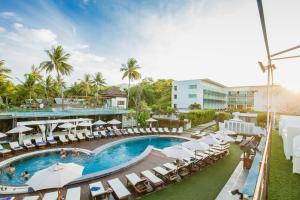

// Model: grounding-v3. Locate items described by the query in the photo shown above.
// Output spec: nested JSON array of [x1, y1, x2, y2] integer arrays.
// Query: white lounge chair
[[89, 181, 110, 199], [42, 192, 58, 200], [133, 128, 140, 134], [127, 128, 134, 135], [164, 127, 170, 134], [139, 128, 146, 134], [68, 134, 78, 142], [145, 128, 152, 134], [113, 126, 119, 130], [84, 131, 94, 140], [107, 178, 131, 200], [178, 127, 183, 134], [23, 195, 40, 200], [0, 144, 11, 157], [23, 139, 35, 150], [235, 135, 243, 143], [47, 137, 57, 146], [100, 130, 107, 137], [35, 138, 46, 148], [158, 128, 165, 134], [151, 127, 158, 134], [66, 187, 81, 200], [171, 128, 177, 134], [93, 131, 101, 139], [153, 166, 177, 182], [77, 132, 86, 141], [125, 173, 149, 194], [121, 129, 129, 136], [141, 170, 164, 188], [59, 135, 69, 144], [163, 163, 177, 171], [9, 142, 23, 151]]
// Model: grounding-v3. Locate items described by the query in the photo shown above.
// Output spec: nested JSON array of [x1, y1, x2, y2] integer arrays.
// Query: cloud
[[0, 11, 22, 21], [0, 26, 6, 32]]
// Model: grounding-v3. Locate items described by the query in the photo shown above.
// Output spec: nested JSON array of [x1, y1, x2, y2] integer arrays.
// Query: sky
[[0, 0, 300, 92]]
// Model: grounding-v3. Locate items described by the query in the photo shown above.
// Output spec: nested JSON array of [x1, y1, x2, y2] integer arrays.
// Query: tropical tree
[[120, 58, 141, 108], [79, 74, 93, 98], [0, 60, 12, 104], [0, 60, 11, 82], [92, 72, 106, 105], [39, 45, 73, 109], [42, 75, 58, 105]]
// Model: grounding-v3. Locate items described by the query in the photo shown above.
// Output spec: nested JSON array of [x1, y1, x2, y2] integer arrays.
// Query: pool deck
[[0, 135, 177, 199]]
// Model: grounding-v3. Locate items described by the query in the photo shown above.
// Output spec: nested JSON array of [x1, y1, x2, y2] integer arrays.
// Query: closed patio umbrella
[[162, 145, 194, 160], [6, 125, 33, 144], [26, 162, 84, 191], [182, 140, 209, 152], [107, 119, 121, 125]]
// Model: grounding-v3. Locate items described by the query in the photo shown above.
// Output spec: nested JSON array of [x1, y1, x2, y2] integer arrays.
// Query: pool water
[[0, 137, 186, 186]]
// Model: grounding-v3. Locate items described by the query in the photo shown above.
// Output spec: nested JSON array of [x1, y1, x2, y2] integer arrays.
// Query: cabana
[[146, 118, 158, 128]]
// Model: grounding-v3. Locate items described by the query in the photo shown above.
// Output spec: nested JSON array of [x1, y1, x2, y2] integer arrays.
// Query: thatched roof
[[101, 86, 127, 97]]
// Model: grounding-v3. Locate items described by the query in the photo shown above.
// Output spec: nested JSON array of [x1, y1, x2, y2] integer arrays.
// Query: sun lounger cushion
[[23, 196, 39, 200], [141, 170, 163, 185], [89, 182, 106, 197], [107, 178, 131, 199], [42, 192, 58, 200], [153, 166, 169, 176], [66, 187, 81, 200], [126, 173, 143, 186]]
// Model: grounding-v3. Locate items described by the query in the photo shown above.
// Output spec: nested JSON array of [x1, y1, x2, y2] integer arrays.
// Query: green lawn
[[269, 131, 300, 200], [139, 144, 242, 200]]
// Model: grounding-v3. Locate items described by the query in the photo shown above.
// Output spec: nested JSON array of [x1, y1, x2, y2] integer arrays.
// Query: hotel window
[[174, 94, 177, 99], [174, 86, 177, 91], [189, 84, 197, 89], [117, 101, 125, 106], [188, 94, 197, 98], [174, 104, 177, 109]]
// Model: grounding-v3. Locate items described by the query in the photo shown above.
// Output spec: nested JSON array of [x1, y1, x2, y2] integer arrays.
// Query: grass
[[268, 131, 300, 200], [139, 144, 242, 200]]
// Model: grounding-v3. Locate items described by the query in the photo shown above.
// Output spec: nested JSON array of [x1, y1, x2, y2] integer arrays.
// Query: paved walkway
[[182, 120, 216, 137], [215, 161, 249, 200]]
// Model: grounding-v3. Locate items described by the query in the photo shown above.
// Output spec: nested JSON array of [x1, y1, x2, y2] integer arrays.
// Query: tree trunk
[[127, 78, 131, 109], [58, 73, 64, 110]]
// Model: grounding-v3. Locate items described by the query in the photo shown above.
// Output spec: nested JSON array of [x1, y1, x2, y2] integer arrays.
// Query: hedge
[[181, 109, 216, 127], [215, 112, 231, 123]]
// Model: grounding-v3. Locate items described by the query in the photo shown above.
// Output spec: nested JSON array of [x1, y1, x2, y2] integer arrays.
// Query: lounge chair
[[151, 128, 158, 134], [133, 128, 140, 134], [0, 144, 11, 157], [164, 162, 189, 177], [1, 197, 15, 200], [235, 135, 243, 143], [92, 131, 101, 140], [139, 128, 146, 134], [89, 181, 111, 200], [100, 130, 108, 138], [164, 127, 170, 134], [107, 178, 131, 200], [114, 129, 123, 136], [66, 187, 81, 200], [47, 137, 57, 146], [77, 132, 86, 141], [67, 134, 78, 142], [171, 128, 177, 134], [140, 170, 164, 188], [35, 138, 46, 148], [127, 128, 134, 135], [59, 135, 69, 144], [125, 173, 149, 194], [120, 129, 129, 136], [113, 126, 119, 131], [158, 128, 165, 134], [42, 192, 58, 200], [84, 131, 94, 140], [152, 166, 177, 182], [23, 139, 35, 150], [9, 142, 23, 152], [178, 127, 183, 134], [23, 196, 40, 200], [145, 128, 152, 134]]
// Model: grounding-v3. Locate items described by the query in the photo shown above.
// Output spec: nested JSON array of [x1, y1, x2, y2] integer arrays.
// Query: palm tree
[[92, 72, 106, 105], [120, 58, 141, 108], [23, 65, 42, 108], [0, 60, 11, 82], [79, 74, 92, 98], [39, 45, 73, 109], [42, 75, 55, 105]]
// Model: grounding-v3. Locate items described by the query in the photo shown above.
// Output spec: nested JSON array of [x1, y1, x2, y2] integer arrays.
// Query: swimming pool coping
[[0, 135, 190, 194]]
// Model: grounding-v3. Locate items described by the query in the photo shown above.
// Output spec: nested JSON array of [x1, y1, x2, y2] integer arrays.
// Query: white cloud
[[0, 26, 6, 32], [0, 11, 22, 21], [13, 23, 24, 29]]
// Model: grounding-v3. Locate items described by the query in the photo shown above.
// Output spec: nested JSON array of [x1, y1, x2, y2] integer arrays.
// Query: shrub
[[181, 109, 215, 127], [189, 103, 201, 110], [137, 111, 150, 128], [257, 112, 267, 127], [215, 112, 231, 123]]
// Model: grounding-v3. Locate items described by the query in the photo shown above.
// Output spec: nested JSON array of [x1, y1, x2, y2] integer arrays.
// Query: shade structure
[[26, 163, 84, 191], [6, 125, 32, 134], [93, 120, 107, 126], [0, 132, 7, 138], [215, 129, 236, 135], [213, 133, 235, 142], [146, 118, 158, 123], [182, 140, 209, 152], [107, 119, 121, 125], [77, 121, 92, 127], [162, 145, 194, 160], [197, 134, 221, 145], [58, 123, 76, 129]]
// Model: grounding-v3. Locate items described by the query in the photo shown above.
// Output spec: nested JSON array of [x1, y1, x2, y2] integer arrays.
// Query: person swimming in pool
[[6, 164, 15, 176], [21, 171, 30, 180], [72, 148, 80, 156], [60, 149, 66, 159]]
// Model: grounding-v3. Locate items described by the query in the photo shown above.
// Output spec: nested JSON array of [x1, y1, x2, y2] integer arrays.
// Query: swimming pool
[[0, 136, 186, 186]]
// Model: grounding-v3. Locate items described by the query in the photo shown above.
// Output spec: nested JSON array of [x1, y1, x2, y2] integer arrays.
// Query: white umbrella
[[77, 121, 92, 127], [146, 118, 157, 122], [182, 140, 209, 152], [162, 145, 194, 160], [0, 132, 7, 138], [93, 120, 107, 126], [197, 134, 221, 145], [58, 123, 76, 129], [6, 125, 33, 144], [26, 162, 84, 191], [213, 133, 235, 143], [107, 119, 121, 125]]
